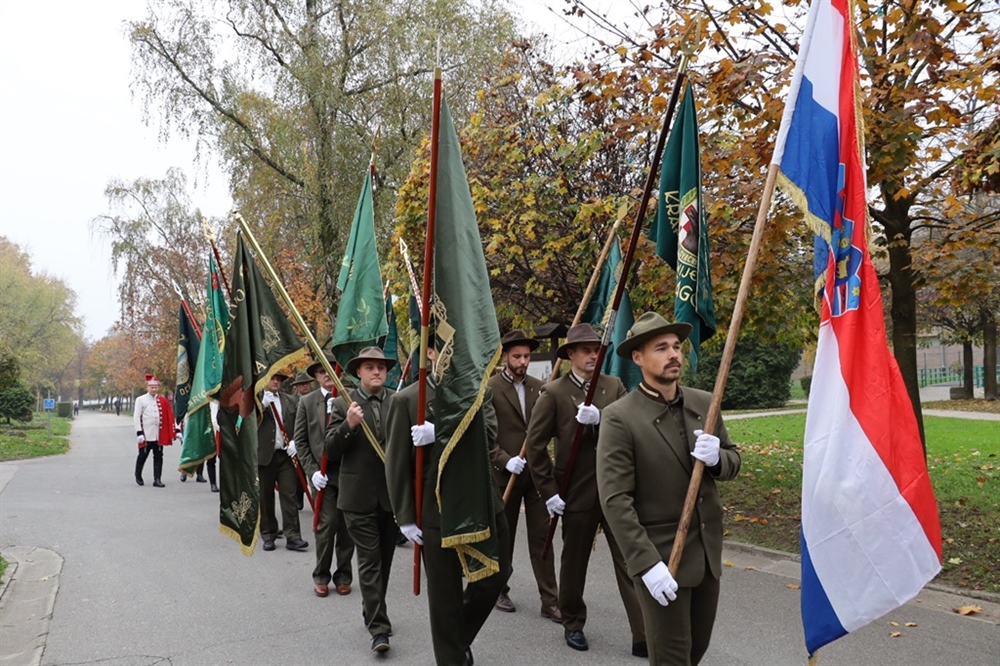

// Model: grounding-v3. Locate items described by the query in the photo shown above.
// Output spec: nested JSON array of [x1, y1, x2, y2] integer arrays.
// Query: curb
[[0, 546, 64, 666], [0, 556, 18, 601], [723, 540, 1000, 604]]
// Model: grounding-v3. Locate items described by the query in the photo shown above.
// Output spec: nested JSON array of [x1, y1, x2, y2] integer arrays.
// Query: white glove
[[137, 435, 146, 445], [311, 471, 328, 490], [576, 403, 601, 425], [286, 440, 297, 458], [411, 421, 435, 447], [505, 456, 526, 475], [641, 561, 679, 607], [545, 494, 566, 517], [692, 429, 721, 467], [172, 435, 182, 446], [326, 397, 334, 414], [261, 392, 277, 407], [400, 523, 424, 545]]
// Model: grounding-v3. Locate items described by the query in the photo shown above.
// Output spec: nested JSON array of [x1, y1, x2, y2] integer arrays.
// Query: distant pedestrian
[[133, 374, 178, 487], [73, 401, 79, 416]]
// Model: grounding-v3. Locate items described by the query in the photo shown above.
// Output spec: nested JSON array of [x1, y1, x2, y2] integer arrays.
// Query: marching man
[[133, 373, 178, 487]]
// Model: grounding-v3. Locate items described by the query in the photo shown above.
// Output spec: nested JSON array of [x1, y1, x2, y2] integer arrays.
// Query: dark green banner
[[583, 238, 643, 391], [217, 234, 306, 554], [651, 81, 717, 371], [174, 303, 201, 420]]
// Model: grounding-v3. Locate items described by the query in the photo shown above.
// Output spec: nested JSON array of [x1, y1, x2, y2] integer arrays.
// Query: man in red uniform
[[133, 374, 178, 487]]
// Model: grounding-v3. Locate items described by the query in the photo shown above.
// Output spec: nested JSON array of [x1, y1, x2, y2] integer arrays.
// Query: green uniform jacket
[[258, 392, 297, 466], [386, 383, 500, 529], [487, 372, 543, 492], [294, 388, 337, 485], [525, 373, 627, 512], [325, 387, 395, 514], [597, 386, 741, 587]]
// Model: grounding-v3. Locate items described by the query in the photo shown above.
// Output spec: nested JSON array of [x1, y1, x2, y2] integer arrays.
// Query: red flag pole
[[413, 64, 443, 596], [269, 402, 315, 512], [540, 53, 692, 562]]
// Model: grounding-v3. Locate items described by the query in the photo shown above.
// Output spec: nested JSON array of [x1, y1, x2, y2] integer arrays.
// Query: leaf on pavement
[[786, 583, 800, 590], [904, 622, 918, 627], [953, 605, 982, 616], [889, 621, 899, 627], [889, 631, 902, 638], [723, 560, 734, 567]]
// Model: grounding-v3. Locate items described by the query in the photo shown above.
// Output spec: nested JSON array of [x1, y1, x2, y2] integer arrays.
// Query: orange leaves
[[953, 604, 982, 616]]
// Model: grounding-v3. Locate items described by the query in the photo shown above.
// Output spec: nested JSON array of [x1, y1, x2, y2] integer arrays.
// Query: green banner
[[332, 169, 387, 365], [432, 97, 502, 581], [651, 81, 716, 371], [174, 303, 201, 420], [217, 235, 307, 554], [179, 256, 228, 475], [583, 238, 643, 391]]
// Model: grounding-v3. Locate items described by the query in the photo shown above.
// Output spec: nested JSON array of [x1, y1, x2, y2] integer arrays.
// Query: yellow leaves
[[889, 621, 899, 626], [953, 604, 982, 616], [785, 583, 800, 590], [905, 622, 918, 627], [651, 95, 667, 115], [723, 560, 735, 568], [948, 557, 963, 565], [946, 0, 968, 9], [889, 631, 902, 638]]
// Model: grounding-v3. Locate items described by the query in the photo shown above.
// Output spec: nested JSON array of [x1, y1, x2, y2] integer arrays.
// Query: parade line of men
[[136, 313, 740, 666]]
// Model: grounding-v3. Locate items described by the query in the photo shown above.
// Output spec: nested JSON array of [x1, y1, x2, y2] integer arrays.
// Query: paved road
[[1, 411, 997, 665]]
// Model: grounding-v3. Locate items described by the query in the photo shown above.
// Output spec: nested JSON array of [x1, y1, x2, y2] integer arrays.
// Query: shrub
[[800, 375, 812, 398], [0, 383, 34, 424], [690, 338, 802, 410], [56, 401, 73, 418]]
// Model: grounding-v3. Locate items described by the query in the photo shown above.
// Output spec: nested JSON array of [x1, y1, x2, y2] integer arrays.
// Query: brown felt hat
[[615, 312, 692, 359], [270, 371, 290, 382], [290, 372, 313, 386], [346, 346, 397, 377], [306, 351, 339, 378], [501, 329, 540, 351], [556, 323, 603, 359]]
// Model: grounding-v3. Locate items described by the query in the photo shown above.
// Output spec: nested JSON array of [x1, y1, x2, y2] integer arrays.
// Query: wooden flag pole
[[541, 51, 693, 562], [202, 220, 232, 300], [231, 213, 385, 463], [667, 163, 779, 574], [503, 211, 624, 504], [413, 64, 443, 596]]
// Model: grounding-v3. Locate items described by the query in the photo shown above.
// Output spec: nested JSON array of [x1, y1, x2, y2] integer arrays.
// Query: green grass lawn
[[0, 555, 7, 584], [0, 412, 72, 461], [720, 413, 999, 592]]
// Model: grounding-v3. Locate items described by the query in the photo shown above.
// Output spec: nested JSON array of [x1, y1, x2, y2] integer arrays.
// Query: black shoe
[[135, 475, 144, 486], [180, 474, 187, 482], [371, 633, 390, 653], [152, 479, 165, 488], [286, 538, 309, 551], [262, 539, 276, 551], [565, 629, 588, 651], [296, 498, 304, 510], [632, 641, 648, 658], [465, 646, 474, 666], [196, 475, 207, 483], [210, 484, 219, 492], [494, 591, 516, 613]]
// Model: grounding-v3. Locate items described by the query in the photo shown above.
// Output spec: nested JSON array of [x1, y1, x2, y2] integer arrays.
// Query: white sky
[[0, 0, 629, 340]]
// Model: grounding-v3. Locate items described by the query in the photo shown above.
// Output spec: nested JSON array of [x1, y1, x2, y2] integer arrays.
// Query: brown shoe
[[313, 583, 329, 597], [541, 605, 563, 623], [336, 583, 352, 595], [494, 591, 516, 613]]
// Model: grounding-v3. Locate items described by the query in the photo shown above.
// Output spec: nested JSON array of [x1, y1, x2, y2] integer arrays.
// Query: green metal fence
[[918, 365, 999, 388]]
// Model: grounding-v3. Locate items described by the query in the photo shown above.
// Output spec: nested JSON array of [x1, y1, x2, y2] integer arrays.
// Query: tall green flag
[[332, 169, 387, 365], [217, 234, 307, 554], [382, 293, 402, 388], [583, 239, 643, 391], [650, 81, 716, 371], [179, 256, 228, 476], [433, 97, 503, 582], [174, 303, 201, 420]]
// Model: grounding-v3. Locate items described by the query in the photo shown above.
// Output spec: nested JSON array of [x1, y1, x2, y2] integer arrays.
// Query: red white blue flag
[[771, 0, 942, 655]]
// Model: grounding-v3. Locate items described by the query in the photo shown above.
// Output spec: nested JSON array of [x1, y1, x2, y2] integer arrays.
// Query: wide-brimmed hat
[[615, 312, 692, 359], [501, 329, 539, 351], [556, 323, 603, 359], [306, 351, 339, 378], [346, 346, 397, 377], [290, 372, 313, 386], [270, 371, 290, 382]]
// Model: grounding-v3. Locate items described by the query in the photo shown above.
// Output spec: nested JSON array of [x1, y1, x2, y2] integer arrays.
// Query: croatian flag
[[771, 0, 942, 656]]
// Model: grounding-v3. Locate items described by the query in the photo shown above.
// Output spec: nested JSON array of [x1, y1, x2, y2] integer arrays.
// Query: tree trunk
[[962, 339, 974, 399], [983, 307, 998, 400], [884, 212, 925, 449]]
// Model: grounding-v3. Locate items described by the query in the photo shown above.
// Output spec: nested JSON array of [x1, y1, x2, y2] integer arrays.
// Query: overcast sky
[[0, 0, 624, 341]]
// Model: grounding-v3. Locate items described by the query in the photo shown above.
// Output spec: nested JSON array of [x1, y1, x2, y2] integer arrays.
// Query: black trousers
[[136, 442, 163, 480]]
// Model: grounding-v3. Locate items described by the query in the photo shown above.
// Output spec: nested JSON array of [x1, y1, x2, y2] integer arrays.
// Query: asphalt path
[[1, 410, 997, 665]]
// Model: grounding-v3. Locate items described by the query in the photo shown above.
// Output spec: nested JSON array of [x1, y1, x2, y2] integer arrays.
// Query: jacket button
[[698, 496, 703, 503], [655, 419, 660, 424]]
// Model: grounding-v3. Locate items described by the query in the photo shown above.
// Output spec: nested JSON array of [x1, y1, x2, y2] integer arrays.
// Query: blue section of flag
[[800, 530, 846, 654]]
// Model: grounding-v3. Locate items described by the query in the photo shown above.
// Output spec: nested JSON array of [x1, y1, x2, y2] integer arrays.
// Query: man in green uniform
[[524, 323, 646, 656], [258, 372, 307, 552], [294, 353, 355, 597], [597, 312, 741, 665], [488, 329, 560, 621], [386, 346, 512, 666], [326, 347, 397, 653]]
